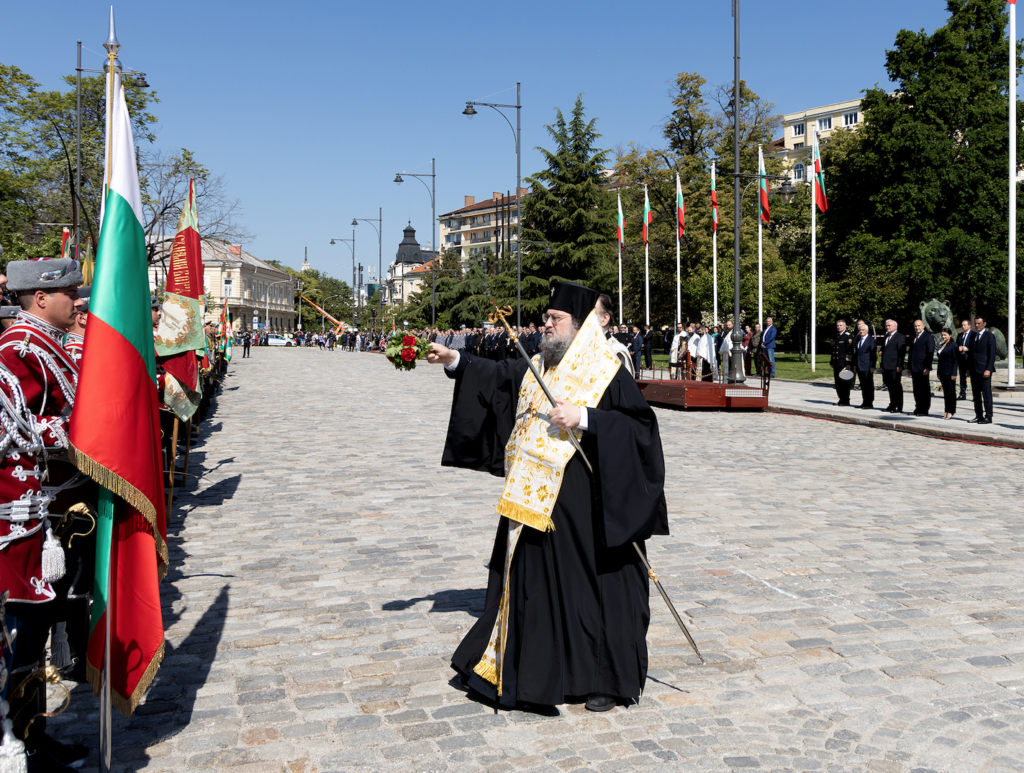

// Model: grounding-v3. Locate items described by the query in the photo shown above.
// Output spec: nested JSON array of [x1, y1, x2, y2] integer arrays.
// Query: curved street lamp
[[463, 83, 522, 326], [330, 231, 358, 328], [392, 159, 437, 324], [352, 211, 382, 328]]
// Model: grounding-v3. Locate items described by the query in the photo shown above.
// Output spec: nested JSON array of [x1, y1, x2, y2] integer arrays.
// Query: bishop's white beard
[[540, 326, 577, 369]]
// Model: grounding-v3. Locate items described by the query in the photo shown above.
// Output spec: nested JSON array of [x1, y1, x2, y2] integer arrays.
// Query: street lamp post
[[352, 210, 382, 331], [330, 230, 357, 327], [463, 83, 522, 326], [394, 158, 437, 324]]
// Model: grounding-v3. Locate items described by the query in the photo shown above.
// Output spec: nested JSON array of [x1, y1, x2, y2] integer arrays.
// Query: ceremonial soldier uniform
[[830, 321, 855, 406], [0, 258, 88, 771]]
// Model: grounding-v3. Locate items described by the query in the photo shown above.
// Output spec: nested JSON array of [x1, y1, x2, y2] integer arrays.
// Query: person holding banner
[[0, 258, 89, 771]]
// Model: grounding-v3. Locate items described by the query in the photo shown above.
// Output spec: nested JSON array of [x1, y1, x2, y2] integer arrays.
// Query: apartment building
[[438, 189, 526, 264], [775, 98, 862, 182]]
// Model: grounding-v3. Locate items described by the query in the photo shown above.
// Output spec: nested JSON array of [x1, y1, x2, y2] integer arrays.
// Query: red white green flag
[[69, 65, 167, 718], [642, 185, 652, 244], [676, 174, 685, 238], [617, 193, 624, 246], [154, 178, 204, 420], [758, 145, 770, 223], [812, 131, 828, 212], [711, 162, 719, 232]]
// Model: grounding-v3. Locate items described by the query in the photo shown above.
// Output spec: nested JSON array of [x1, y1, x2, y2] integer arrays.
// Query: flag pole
[[1010, 0, 1017, 388], [758, 145, 764, 327], [617, 192, 623, 326], [676, 174, 682, 326], [713, 162, 719, 326], [644, 184, 650, 326], [618, 238, 622, 326], [811, 132, 818, 373]]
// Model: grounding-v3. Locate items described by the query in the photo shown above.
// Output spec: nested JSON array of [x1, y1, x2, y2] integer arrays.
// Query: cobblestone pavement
[[57, 348, 1024, 773]]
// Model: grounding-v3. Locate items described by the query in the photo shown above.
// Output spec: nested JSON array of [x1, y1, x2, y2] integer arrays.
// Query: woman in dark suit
[[936, 327, 958, 419]]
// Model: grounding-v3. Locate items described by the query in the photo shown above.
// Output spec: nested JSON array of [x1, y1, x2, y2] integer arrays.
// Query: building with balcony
[[438, 189, 527, 265], [775, 98, 863, 183], [148, 239, 297, 333]]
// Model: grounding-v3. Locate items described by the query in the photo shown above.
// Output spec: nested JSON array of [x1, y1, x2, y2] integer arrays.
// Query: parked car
[[267, 334, 292, 347]]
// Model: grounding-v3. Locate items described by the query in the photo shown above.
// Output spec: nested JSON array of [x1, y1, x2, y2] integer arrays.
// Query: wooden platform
[[636, 378, 770, 409]]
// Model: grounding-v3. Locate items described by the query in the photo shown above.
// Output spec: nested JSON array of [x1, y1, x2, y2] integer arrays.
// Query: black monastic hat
[[548, 280, 599, 322]]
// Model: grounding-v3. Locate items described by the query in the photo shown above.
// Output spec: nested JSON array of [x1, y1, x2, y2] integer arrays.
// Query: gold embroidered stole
[[473, 311, 620, 694]]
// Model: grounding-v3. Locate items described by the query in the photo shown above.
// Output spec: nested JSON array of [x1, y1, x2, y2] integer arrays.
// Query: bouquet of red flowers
[[384, 331, 431, 371]]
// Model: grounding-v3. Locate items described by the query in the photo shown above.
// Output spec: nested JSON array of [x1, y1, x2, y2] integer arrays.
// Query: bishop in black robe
[[434, 294, 669, 710]]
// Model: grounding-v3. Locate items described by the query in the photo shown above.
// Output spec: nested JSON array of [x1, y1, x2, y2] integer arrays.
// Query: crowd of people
[[0, 257, 227, 771], [827, 315, 1000, 424]]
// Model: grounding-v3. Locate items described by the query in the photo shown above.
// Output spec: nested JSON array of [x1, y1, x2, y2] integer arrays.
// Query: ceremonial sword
[[487, 305, 704, 664]]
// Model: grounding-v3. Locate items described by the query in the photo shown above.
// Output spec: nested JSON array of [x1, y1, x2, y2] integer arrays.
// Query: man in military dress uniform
[[830, 318, 855, 406], [62, 285, 88, 365], [0, 258, 88, 771]]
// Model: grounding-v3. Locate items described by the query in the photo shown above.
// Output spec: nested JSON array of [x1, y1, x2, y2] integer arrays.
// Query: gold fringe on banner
[[87, 639, 165, 718], [496, 499, 554, 533], [68, 442, 169, 576], [472, 658, 497, 685]]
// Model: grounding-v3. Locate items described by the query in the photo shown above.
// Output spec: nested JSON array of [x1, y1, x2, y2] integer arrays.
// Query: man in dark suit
[[879, 318, 907, 413], [908, 319, 935, 416], [955, 319, 972, 400], [642, 325, 654, 369], [761, 317, 777, 376], [967, 315, 996, 424], [830, 318, 855, 406], [631, 325, 644, 378], [853, 320, 877, 409], [527, 323, 540, 356]]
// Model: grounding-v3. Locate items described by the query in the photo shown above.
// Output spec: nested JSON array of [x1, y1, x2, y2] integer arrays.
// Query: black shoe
[[859, 404, 873, 410], [957, 394, 966, 400], [968, 417, 981, 424], [39, 733, 88, 767], [26, 747, 80, 773], [979, 418, 992, 425], [585, 694, 618, 712]]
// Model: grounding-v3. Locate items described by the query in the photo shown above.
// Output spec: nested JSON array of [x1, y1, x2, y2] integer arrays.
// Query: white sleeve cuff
[[577, 407, 589, 433], [444, 351, 461, 371]]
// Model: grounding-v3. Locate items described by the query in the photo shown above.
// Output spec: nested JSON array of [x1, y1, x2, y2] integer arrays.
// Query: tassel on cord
[[0, 713, 27, 773], [50, 622, 71, 670], [40, 525, 65, 584]]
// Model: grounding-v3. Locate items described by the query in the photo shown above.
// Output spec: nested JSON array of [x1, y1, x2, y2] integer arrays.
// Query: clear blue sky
[[3, 1, 955, 279]]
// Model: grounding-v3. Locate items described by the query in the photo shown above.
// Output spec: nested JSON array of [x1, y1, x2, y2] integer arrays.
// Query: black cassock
[[442, 352, 669, 708]]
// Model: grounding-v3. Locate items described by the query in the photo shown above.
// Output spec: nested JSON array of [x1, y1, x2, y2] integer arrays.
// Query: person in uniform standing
[[426, 281, 667, 713], [830, 318, 855, 406], [879, 319, 907, 414], [955, 319, 972, 400], [908, 319, 935, 416], [242, 330, 252, 358], [0, 258, 89, 771]]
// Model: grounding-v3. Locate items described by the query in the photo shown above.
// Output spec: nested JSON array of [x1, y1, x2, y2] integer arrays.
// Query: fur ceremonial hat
[[548, 280, 599, 323], [77, 285, 91, 313], [6, 258, 84, 293]]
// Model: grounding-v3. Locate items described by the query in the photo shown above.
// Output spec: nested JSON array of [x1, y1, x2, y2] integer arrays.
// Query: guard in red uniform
[[0, 257, 88, 771]]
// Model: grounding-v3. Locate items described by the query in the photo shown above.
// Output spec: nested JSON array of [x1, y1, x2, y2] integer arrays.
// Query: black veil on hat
[[548, 281, 598, 323]]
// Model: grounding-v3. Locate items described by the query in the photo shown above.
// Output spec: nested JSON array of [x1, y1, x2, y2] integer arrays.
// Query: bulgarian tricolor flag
[[642, 185, 652, 244], [711, 162, 719, 232], [676, 174, 685, 238], [69, 62, 167, 718], [758, 145, 770, 223], [812, 130, 828, 212], [616, 193, 625, 246]]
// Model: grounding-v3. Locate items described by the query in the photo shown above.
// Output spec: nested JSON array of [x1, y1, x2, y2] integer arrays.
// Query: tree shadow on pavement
[[382, 588, 486, 619]]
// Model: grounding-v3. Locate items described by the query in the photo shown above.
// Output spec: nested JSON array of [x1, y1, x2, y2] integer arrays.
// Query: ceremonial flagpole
[[675, 173, 682, 325], [811, 131, 818, 373], [712, 162, 719, 326], [758, 144, 764, 327], [617, 193, 624, 325], [1010, 0, 1017, 387], [644, 185, 651, 326]]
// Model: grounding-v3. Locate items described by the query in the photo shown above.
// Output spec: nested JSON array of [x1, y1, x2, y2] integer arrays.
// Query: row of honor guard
[[0, 257, 224, 771]]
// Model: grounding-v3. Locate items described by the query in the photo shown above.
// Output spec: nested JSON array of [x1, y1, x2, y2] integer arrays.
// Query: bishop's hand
[[549, 399, 581, 431], [426, 343, 457, 367]]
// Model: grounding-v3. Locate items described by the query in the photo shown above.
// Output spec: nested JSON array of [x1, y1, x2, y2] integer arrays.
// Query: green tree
[[266, 262, 353, 331], [821, 0, 1023, 327], [520, 95, 616, 320]]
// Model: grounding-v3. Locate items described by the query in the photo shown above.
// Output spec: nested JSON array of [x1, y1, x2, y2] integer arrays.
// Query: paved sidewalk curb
[[767, 403, 1024, 448]]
